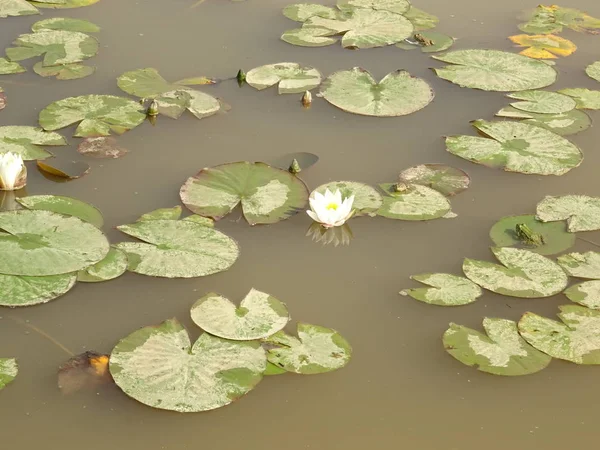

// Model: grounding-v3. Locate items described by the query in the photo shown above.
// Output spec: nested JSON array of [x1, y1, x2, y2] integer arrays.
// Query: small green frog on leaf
[[414, 34, 434, 46], [515, 223, 545, 247]]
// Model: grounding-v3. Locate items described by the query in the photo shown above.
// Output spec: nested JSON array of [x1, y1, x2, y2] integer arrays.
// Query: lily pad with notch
[[398, 164, 469, 196], [0, 359, 17, 390], [377, 183, 451, 221], [557, 88, 600, 110], [564, 281, 600, 310], [31, 17, 100, 32], [0, 125, 66, 160], [246, 63, 322, 94], [312, 181, 381, 217], [403, 273, 482, 306], [495, 106, 590, 136], [536, 195, 600, 232], [77, 247, 127, 283], [557, 251, 600, 279], [0, 272, 76, 307], [16, 194, 103, 227], [77, 137, 128, 159], [33, 61, 94, 80]]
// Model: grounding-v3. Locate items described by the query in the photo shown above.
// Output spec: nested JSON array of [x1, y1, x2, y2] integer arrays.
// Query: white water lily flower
[[0, 152, 26, 191], [307, 189, 355, 228]]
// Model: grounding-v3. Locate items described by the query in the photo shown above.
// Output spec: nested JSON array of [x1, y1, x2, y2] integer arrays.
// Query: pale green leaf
[[33, 61, 94, 80], [246, 63, 321, 94], [282, 3, 339, 22], [403, 7, 439, 31], [30, 0, 100, 9], [336, 0, 410, 15], [0, 358, 18, 390], [557, 252, 600, 279], [536, 195, 600, 232], [77, 247, 127, 283], [0, 0, 39, 18], [397, 164, 470, 196], [281, 27, 338, 47], [377, 184, 451, 220], [136, 206, 182, 222], [17, 194, 104, 227], [0, 125, 66, 160], [403, 273, 482, 306], [0, 57, 26, 75], [0, 272, 76, 307], [586, 61, 600, 82], [558, 88, 600, 110], [564, 281, 600, 310], [507, 90, 576, 114], [495, 106, 591, 136], [31, 17, 100, 32]]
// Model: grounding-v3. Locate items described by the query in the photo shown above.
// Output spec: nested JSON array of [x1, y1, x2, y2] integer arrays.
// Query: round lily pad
[[564, 281, 600, 310], [0, 272, 76, 307], [536, 195, 600, 232], [312, 181, 382, 217], [557, 251, 600, 279], [33, 62, 94, 80], [319, 68, 434, 117], [0, 358, 18, 390], [110, 318, 266, 412], [495, 106, 591, 136], [31, 17, 100, 33], [190, 289, 289, 340], [17, 195, 103, 228], [403, 273, 482, 306], [377, 184, 451, 220], [586, 61, 600, 82], [77, 247, 127, 283], [246, 63, 322, 94], [398, 164, 470, 196], [0, 210, 109, 276], [507, 90, 576, 114]]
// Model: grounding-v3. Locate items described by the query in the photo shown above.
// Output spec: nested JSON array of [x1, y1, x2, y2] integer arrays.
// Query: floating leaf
[[180, 162, 309, 225], [557, 88, 600, 110], [336, 0, 410, 15], [509, 34, 576, 59], [191, 289, 289, 340], [30, 0, 101, 9], [518, 305, 600, 364], [173, 76, 217, 86], [182, 215, 214, 227], [0, 210, 109, 276], [319, 68, 434, 117], [489, 214, 575, 256], [377, 183, 451, 221], [403, 6, 438, 31], [445, 120, 582, 176], [0, 358, 17, 391], [39, 95, 146, 137], [0, 126, 66, 160], [398, 164, 469, 196], [507, 90, 576, 114], [312, 181, 381, 217], [37, 158, 90, 179], [432, 50, 557, 92], [246, 63, 321, 94], [0, 272, 76, 307], [16, 195, 103, 227], [0, 88, 5, 111], [281, 27, 338, 47], [77, 136, 128, 159], [398, 31, 454, 53], [495, 106, 590, 136], [585, 61, 600, 82], [443, 318, 551, 376], [557, 252, 600, 279], [110, 318, 266, 412], [536, 195, 600, 232], [137, 206, 182, 222], [0, 0, 38, 18], [58, 351, 112, 394], [31, 17, 100, 32], [519, 5, 600, 35], [564, 281, 600, 310], [115, 219, 239, 278], [33, 61, 94, 80], [282, 3, 339, 22], [77, 247, 127, 283], [463, 247, 568, 298], [264, 362, 287, 376], [403, 273, 482, 306], [0, 57, 26, 75], [265, 323, 352, 374]]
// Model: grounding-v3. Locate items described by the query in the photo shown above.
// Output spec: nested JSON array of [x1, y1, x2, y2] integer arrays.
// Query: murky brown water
[[2, 0, 600, 448]]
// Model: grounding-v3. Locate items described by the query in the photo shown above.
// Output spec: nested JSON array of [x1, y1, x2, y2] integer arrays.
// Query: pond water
[[1, 0, 600, 448]]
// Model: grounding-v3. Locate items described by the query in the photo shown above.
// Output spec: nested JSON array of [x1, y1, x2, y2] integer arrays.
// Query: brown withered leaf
[[37, 158, 90, 179], [58, 351, 113, 394]]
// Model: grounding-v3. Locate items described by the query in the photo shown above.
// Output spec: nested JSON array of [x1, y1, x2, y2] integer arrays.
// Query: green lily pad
[[312, 181, 382, 217], [281, 27, 338, 47], [446, 120, 582, 176], [564, 281, 600, 310], [39, 95, 146, 137], [536, 195, 600, 232], [33, 61, 95, 80], [0, 272, 76, 306], [0, 58, 26, 75], [0, 126, 66, 160], [264, 362, 287, 376], [403, 7, 439, 31], [519, 5, 600, 34], [0, 0, 39, 17], [264, 323, 352, 374], [191, 289, 289, 340], [432, 50, 557, 92], [585, 61, 600, 82], [398, 164, 470, 196], [398, 31, 454, 53], [557, 252, 600, 279], [304, 8, 413, 49], [403, 273, 482, 306], [282, 3, 339, 21], [110, 318, 266, 412], [377, 183, 451, 221], [31, 17, 99, 32], [17, 195, 103, 228], [30, 0, 100, 9], [0, 210, 109, 276], [180, 162, 309, 225], [0, 88, 5, 111], [518, 305, 600, 364], [495, 106, 591, 136], [115, 219, 239, 278], [182, 215, 214, 227], [246, 63, 322, 94], [137, 206, 182, 222], [336, 0, 410, 15], [463, 247, 568, 298], [489, 214, 575, 255], [0, 359, 17, 391], [557, 88, 600, 110], [443, 318, 551, 376], [77, 247, 127, 283], [507, 90, 576, 114], [319, 68, 434, 117]]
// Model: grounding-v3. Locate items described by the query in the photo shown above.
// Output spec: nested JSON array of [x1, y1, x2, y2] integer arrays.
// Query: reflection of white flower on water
[[0, 152, 27, 191], [307, 189, 355, 228], [306, 222, 353, 247]]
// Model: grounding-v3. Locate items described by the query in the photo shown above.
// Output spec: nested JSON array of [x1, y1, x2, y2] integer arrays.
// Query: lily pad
[[403, 273, 482, 306], [557, 88, 600, 110], [585, 61, 600, 82], [319, 68, 434, 117], [281, 27, 338, 47], [564, 281, 600, 310], [115, 219, 239, 278], [246, 63, 321, 94], [182, 215, 214, 227], [403, 7, 438, 31], [31, 17, 100, 33], [180, 162, 309, 225], [489, 214, 575, 255], [556, 252, 600, 279], [495, 106, 591, 136], [0, 126, 66, 160], [77, 137, 128, 159], [0, 0, 38, 18], [39, 95, 146, 137], [0, 210, 109, 276], [0, 359, 17, 391], [190, 289, 289, 340], [16, 195, 103, 228], [0, 88, 5, 111], [33, 61, 94, 80], [509, 34, 576, 59], [445, 120, 582, 176], [77, 247, 127, 283], [519, 5, 600, 34], [0, 272, 76, 306], [110, 318, 266, 412], [282, 3, 339, 22], [432, 50, 557, 92], [507, 90, 576, 114], [30, 0, 101, 8], [377, 183, 451, 221], [398, 164, 470, 196], [443, 318, 551, 376], [264, 323, 352, 374], [312, 181, 381, 217], [518, 305, 600, 364], [0, 58, 26, 75], [536, 195, 600, 232], [137, 206, 182, 222], [336, 0, 410, 15], [37, 158, 90, 179]]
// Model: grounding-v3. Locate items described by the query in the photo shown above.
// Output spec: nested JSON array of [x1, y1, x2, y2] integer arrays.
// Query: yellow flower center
[[326, 203, 339, 211]]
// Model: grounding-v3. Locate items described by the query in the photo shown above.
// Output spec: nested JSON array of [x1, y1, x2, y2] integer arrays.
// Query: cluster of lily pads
[[402, 193, 600, 375]]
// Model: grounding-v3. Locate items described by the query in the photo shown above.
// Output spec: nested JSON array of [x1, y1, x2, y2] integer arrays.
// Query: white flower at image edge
[[0, 152, 25, 191], [307, 189, 355, 228]]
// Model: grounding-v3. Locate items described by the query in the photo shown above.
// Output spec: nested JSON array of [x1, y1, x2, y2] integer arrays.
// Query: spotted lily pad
[[507, 90, 576, 114], [557, 88, 600, 110], [0, 210, 109, 276], [509, 34, 576, 59], [445, 120, 582, 176], [403, 7, 438, 31], [0, 359, 17, 390], [0, 272, 76, 306], [319, 68, 434, 117], [518, 5, 600, 35], [0, 88, 5, 111], [191, 289, 289, 340], [0, 126, 66, 160], [518, 305, 600, 364], [264, 323, 352, 374], [398, 164, 470, 196], [557, 252, 600, 279], [586, 61, 600, 82], [312, 181, 381, 217], [432, 50, 557, 92], [281, 27, 338, 47], [495, 106, 591, 136], [536, 195, 600, 232], [246, 63, 321, 94], [0, 0, 39, 17], [564, 281, 600, 310], [17, 195, 103, 228], [115, 219, 239, 278], [77, 247, 127, 283], [282, 3, 339, 21], [137, 206, 182, 222], [39, 95, 146, 137], [403, 273, 482, 306], [336, 0, 410, 14], [0, 58, 26, 75], [377, 183, 451, 221], [463, 247, 568, 298], [180, 162, 309, 225], [443, 318, 551, 376], [33, 61, 94, 80], [31, 17, 100, 32], [110, 318, 266, 412]]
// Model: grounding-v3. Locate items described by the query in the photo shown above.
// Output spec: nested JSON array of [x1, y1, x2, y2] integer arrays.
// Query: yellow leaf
[[509, 34, 577, 58]]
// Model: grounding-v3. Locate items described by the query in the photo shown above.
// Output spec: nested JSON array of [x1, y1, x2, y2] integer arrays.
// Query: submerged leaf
[[509, 34, 576, 59], [397, 164, 470, 196], [0, 272, 76, 307], [585, 61, 600, 82], [0, 57, 26, 75], [0, 358, 18, 390], [246, 63, 321, 94], [312, 181, 381, 217], [403, 273, 482, 306], [0, 125, 66, 160], [77, 247, 127, 283], [518, 5, 600, 35], [557, 252, 600, 279], [536, 195, 600, 232], [564, 281, 600, 310], [495, 106, 591, 136], [377, 183, 451, 221], [17, 195, 103, 227], [77, 136, 128, 159], [557, 88, 600, 110]]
